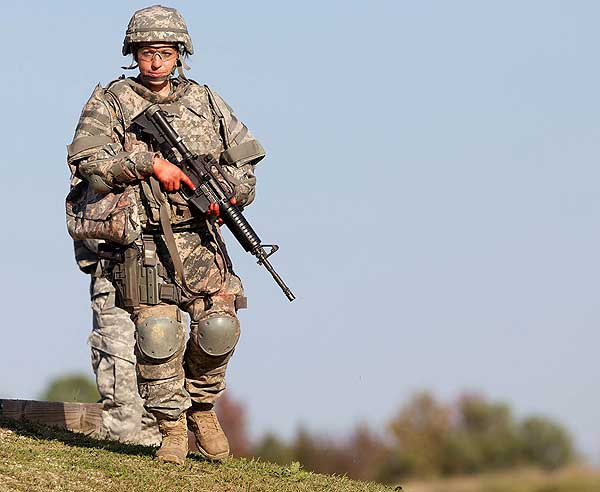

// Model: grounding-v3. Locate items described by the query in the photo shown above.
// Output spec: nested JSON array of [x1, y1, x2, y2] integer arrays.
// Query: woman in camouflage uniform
[[67, 5, 265, 465]]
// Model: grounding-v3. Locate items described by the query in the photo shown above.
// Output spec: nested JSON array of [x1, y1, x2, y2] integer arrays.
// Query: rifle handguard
[[142, 105, 295, 302]]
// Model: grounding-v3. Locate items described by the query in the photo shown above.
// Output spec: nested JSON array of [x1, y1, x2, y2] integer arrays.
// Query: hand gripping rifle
[[135, 104, 295, 302]]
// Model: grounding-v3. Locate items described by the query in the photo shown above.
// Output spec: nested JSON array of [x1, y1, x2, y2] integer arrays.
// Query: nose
[[151, 53, 163, 69]]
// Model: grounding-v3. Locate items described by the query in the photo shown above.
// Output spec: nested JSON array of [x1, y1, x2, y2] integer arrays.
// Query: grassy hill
[[2, 417, 600, 492], [0, 418, 397, 492]]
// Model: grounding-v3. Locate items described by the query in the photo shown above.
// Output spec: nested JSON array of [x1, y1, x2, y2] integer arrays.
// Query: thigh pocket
[[91, 349, 115, 406]]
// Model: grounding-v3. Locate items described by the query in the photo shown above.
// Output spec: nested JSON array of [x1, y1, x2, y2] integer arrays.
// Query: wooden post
[[0, 399, 102, 437]]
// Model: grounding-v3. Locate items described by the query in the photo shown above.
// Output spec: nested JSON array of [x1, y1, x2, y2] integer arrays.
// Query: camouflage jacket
[[68, 76, 265, 230]]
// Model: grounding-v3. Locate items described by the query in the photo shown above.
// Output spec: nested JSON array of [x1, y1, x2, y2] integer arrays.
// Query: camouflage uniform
[[67, 15, 264, 426], [73, 241, 161, 446]]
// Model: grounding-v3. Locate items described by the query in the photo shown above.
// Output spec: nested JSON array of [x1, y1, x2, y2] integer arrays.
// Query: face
[[136, 43, 179, 89]]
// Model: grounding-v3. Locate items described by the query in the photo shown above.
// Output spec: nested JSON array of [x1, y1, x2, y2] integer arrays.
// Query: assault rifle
[[134, 104, 295, 302]]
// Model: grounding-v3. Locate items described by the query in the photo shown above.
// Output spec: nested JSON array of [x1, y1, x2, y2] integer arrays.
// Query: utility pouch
[[235, 295, 248, 310], [66, 182, 142, 245]]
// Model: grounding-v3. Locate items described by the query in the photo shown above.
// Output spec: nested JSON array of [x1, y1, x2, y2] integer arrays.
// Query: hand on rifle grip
[[152, 156, 196, 192], [207, 202, 220, 217]]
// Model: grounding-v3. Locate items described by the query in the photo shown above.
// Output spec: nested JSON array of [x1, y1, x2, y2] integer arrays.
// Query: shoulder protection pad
[[67, 135, 113, 161], [221, 140, 265, 167]]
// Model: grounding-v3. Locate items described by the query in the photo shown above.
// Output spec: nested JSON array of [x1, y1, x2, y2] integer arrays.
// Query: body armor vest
[[105, 77, 224, 229]]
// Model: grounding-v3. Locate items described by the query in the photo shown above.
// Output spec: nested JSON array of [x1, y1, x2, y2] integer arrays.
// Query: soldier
[[73, 240, 160, 446], [67, 5, 264, 465]]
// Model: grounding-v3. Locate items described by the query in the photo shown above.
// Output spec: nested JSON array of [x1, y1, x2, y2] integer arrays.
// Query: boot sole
[[195, 444, 229, 461], [155, 453, 186, 465]]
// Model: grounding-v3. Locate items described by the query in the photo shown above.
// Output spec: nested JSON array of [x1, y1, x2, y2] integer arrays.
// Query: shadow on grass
[[0, 416, 156, 458], [0, 416, 225, 466]]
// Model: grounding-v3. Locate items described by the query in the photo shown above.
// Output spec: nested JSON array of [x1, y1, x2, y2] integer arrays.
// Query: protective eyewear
[[137, 48, 178, 62]]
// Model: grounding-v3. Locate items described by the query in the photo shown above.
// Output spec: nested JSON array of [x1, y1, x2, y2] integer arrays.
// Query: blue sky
[[1, 1, 599, 460]]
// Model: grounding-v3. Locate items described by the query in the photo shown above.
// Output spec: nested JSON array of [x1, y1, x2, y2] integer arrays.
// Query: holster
[[107, 237, 182, 309], [111, 246, 140, 308]]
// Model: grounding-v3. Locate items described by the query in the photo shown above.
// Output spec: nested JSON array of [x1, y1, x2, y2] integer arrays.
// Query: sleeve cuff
[[133, 151, 156, 177]]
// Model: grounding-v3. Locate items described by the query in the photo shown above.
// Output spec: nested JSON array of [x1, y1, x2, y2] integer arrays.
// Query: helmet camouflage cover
[[122, 5, 194, 56]]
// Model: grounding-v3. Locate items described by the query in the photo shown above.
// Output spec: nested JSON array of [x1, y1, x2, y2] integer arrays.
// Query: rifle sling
[[149, 177, 204, 297]]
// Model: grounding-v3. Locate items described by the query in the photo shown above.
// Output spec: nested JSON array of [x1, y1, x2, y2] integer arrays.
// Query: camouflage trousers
[[89, 275, 161, 445], [133, 272, 243, 421]]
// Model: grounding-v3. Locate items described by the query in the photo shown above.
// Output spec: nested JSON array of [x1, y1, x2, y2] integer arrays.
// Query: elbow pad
[[87, 174, 113, 193]]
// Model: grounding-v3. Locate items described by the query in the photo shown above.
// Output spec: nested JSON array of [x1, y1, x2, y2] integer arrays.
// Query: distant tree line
[[39, 375, 575, 484], [217, 390, 575, 484]]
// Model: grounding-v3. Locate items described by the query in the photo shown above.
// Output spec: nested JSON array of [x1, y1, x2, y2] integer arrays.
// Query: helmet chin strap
[[177, 54, 190, 79], [140, 74, 170, 85]]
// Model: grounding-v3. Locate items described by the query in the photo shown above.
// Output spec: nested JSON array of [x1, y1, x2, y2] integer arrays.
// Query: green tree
[[381, 391, 576, 480], [39, 373, 99, 403], [519, 416, 574, 470], [387, 391, 452, 478], [445, 393, 522, 473]]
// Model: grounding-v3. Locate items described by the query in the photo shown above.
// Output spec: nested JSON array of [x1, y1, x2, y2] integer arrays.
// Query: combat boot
[[187, 404, 230, 460], [155, 412, 188, 465]]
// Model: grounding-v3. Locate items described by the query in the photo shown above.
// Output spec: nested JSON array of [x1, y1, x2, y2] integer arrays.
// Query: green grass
[[0, 418, 397, 492]]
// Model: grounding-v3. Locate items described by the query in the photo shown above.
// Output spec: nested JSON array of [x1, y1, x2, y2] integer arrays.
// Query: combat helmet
[[122, 5, 194, 56]]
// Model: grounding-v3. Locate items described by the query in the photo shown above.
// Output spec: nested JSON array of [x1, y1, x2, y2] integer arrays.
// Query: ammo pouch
[[66, 182, 142, 245], [139, 180, 195, 229]]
